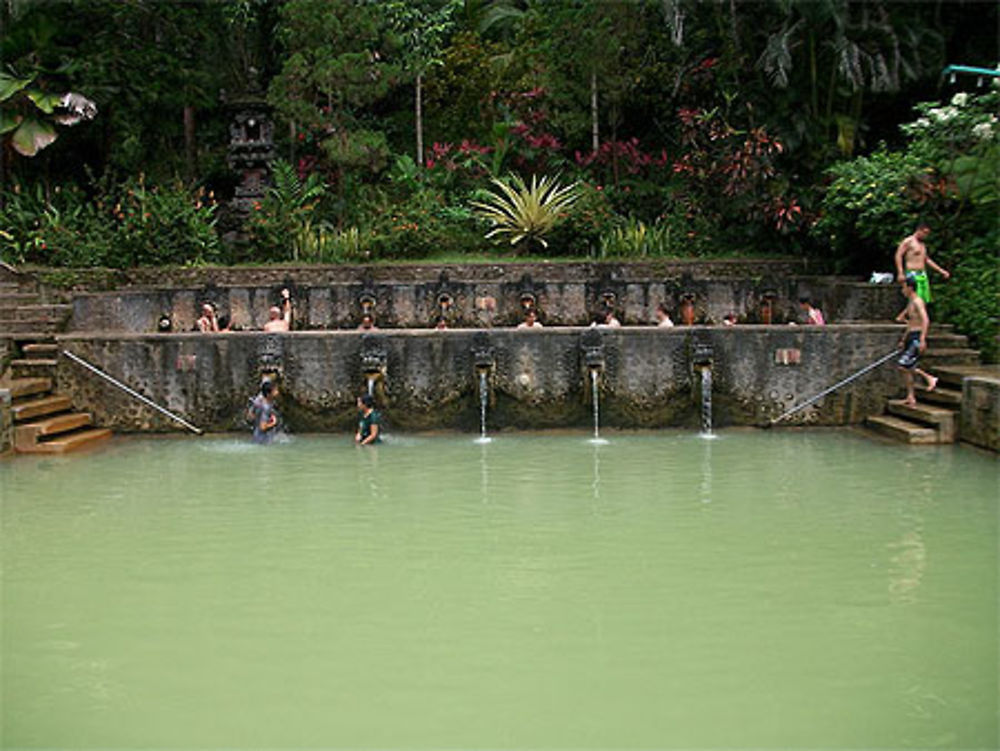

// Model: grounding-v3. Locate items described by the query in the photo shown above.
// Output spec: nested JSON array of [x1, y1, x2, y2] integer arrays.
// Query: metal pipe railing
[[768, 348, 901, 427], [61, 349, 204, 435]]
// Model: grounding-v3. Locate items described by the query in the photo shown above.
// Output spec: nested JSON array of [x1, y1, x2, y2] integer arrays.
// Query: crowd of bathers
[[158, 289, 838, 334]]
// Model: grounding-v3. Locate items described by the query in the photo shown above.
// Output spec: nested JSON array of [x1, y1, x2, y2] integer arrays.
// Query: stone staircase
[[4, 367, 112, 454], [0, 277, 72, 335], [2, 274, 112, 454], [865, 325, 982, 444]]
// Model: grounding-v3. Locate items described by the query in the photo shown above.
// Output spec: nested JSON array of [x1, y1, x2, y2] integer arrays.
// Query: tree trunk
[[416, 71, 424, 167], [590, 69, 599, 153], [183, 105, 197, 182]]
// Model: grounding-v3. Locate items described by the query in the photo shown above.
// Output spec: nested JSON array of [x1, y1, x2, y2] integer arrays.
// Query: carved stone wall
[[54, 326, 903, 434], [69, 276, 902, 334]]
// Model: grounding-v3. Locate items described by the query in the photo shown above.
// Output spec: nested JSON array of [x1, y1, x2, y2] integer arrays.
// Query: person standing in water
[[895, 274, 938, 406], [249, 380, 280, 444], [894, 223, 950, 303], [355, 393, 381, 445]]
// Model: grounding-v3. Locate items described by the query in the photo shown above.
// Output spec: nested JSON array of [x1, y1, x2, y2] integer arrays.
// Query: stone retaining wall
[[41, 258, 823, 289], [70, 276, 900, 333], [54, 326, 903, 434], [961, 377, 1000, 452], [0, 388, 11, 455]]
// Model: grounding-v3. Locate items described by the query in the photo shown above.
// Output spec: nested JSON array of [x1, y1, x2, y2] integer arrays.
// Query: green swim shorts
[[910, 270, 931, 303]]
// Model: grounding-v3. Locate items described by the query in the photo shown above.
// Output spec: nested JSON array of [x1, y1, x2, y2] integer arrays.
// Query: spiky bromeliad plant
[[471, 173, 580, 253]]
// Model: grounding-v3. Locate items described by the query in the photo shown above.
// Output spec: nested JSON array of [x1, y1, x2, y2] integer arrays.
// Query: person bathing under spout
[[895, 273, 938, 407], [248, 380, 280, 444], [355, 394, 381, 445]]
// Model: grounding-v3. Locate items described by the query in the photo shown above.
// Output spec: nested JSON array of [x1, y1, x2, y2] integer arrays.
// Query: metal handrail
[[61, 349, 204, 435], [768, 348, 900, 426]]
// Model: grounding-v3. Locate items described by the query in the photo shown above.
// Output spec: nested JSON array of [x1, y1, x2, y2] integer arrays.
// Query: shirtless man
[[894, 224, 950, 303], [196, 303, 219, 332], [895, 274, 938, 406], [263, 289, 292, 332]]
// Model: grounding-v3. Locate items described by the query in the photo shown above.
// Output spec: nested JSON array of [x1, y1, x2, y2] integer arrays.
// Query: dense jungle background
[[1, 0, 997, 351]]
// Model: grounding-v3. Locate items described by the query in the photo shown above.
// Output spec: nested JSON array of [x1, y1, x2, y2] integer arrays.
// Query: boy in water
[[894, 223, 950, 303], [895, 274, 938, 406], [355, 394, 381, 445], [249, 380, 279, 444]]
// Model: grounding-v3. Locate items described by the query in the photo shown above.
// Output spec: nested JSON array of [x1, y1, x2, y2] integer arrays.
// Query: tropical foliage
[[472, 174, 580, 252], [0, 0, 994, 277], [814, 89, 999, 358]]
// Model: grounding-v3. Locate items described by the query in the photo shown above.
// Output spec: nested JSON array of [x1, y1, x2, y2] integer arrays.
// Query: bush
[[811, 147, 930, 269], [814, 90, 999, 358], [543, 182, 617, 256], [0, 175, 221, 268], [245, 160, 327, 262], [365, 188, 487, 260], [934, 231, 999, 362]]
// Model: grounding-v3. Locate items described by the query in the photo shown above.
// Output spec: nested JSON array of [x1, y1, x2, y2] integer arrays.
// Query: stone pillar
[[960, 377, 1000, 452], [0, 388, 12, 455]]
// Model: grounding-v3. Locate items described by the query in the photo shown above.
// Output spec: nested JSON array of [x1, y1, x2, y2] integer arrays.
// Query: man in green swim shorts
[[894, 223, 951, 303]]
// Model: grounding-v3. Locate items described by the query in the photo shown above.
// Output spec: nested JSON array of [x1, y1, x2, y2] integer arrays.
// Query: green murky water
[[1, 430, 997, 749]]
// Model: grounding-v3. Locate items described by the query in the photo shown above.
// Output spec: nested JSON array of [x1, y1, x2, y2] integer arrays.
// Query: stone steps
[[865, 414, 939, 444], [925, 333, 969, 349], [19, 427, 113, 454], [915, 383, 963, 407], [10, 357, 58, 379], [14, 411, 93, 450], [0, 303, 72, 321], [886, 399, 957, 442], [12, 393, 73, 421], [5, 376, 52, 399], [7, 331, 60, 343], [933, 364, 1000, 390], [22, 342, 58, 356], [0, 318, 64, 333], [862, 338, 984, 446], [0, 292, 42, 305], [6, 370, 112, 454], [920, 348, 981, 367]]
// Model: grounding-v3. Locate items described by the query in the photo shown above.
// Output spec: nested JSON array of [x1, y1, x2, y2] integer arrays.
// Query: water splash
[[699, 366, 713, 437], [366, 376, 375, 397]]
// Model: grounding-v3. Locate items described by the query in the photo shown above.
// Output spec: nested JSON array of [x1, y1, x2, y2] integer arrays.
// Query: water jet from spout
[[699, 365, 714, 438], [589, 368, 608, 444], [475, 370, 492, 444]]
